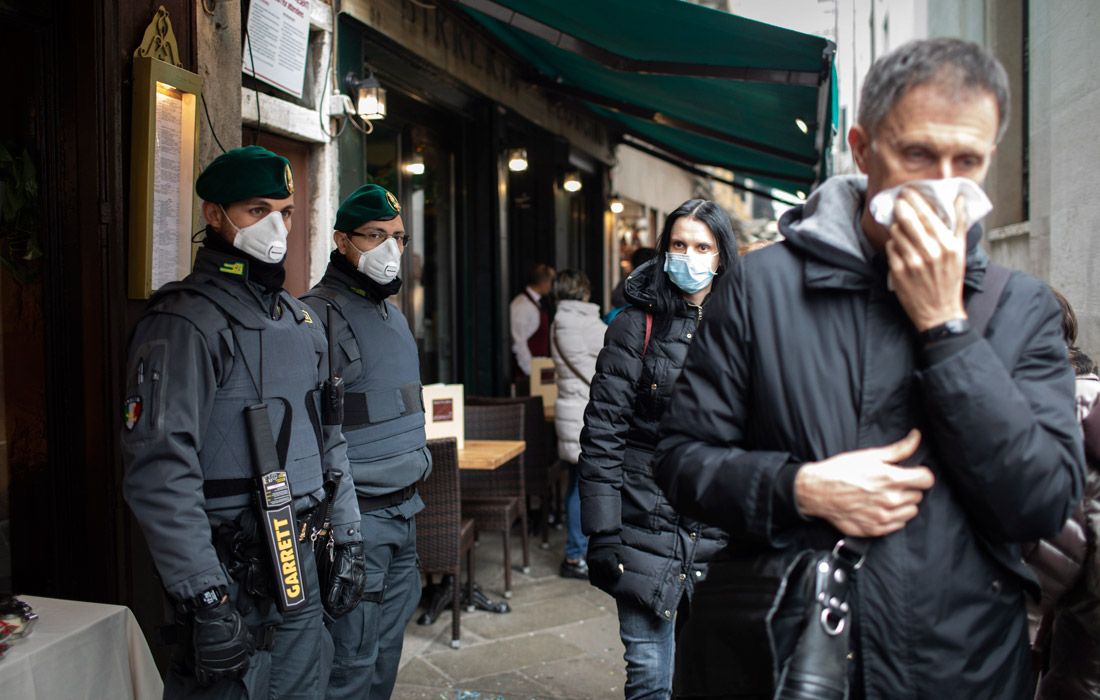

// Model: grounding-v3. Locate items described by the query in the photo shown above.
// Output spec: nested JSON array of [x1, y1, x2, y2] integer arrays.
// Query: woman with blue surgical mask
[[577, 199, 739, 699]]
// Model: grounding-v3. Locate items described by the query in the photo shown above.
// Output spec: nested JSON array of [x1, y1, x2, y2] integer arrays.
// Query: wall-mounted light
[[344, 69, 387, 121], [563, 171, 583, 193], [795, 118, 809, 134], [609, 195, 624, 214], [403, 153, 425, 175], [507, 148, 528, 172]]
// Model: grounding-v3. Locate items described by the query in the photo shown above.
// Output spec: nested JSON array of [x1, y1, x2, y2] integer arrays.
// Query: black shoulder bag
[[768, 264, 1010, 700]]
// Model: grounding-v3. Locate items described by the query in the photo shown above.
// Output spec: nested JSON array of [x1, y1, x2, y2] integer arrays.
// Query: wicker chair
[[461, 403, 529, 598], [466, 395, 562, 548], [417, 438, 476, 648]]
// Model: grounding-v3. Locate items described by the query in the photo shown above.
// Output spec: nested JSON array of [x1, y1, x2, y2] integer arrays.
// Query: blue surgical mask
[[664, 252, 718, 293]]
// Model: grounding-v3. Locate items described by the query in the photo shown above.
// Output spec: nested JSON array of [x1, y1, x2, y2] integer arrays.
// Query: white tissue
[[869, 177, 992, 232]]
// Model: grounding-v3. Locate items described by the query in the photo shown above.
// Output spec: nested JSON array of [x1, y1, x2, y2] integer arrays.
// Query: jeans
[[617, 598, 676, 700], [564, 462, 588, 561]]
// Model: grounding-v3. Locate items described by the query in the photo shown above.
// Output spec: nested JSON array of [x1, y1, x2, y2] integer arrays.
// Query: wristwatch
[[919, 318, 971, 343], [190, 586, 226, 611]]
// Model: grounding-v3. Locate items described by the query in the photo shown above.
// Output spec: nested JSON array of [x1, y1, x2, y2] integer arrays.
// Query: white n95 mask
[[356, 237, 402, 284], [869, 177, 992, 232], [223, 208, 289, 263]]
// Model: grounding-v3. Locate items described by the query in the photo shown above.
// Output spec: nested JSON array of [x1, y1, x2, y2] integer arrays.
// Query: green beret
[[195, 145, 293, 204], [335, 184, 401, 232]]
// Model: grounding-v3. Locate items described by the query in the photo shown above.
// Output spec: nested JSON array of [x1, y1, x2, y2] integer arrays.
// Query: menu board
[[243, 0, 312, 98]]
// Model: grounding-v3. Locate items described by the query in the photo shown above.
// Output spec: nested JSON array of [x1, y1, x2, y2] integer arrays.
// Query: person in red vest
[[510, 263, 555, 393]]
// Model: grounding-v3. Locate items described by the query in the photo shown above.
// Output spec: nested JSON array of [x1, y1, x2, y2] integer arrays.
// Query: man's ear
[[333, 230, 347, 255], [849, 125, 871, 174], [202, 201, 224, 232]]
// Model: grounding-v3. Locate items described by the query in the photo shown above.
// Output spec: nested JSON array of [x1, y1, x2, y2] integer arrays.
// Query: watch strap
[[919, 318, 971, 344]]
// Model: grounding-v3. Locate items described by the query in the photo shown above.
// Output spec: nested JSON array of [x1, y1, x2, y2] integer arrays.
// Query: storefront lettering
[[398, 5, 519, 94]]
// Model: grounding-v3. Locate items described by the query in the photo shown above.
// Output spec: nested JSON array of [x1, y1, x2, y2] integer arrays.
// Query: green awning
[[456, 0, 836, 195]]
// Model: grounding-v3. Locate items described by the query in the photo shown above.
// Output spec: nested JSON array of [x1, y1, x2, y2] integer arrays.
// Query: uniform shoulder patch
[[124, 396, 142, 430], [301, 308, 313, 324]]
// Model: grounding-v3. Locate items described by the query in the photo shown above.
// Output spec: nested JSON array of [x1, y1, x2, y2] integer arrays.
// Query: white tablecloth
[[0, 595, 163, 700]]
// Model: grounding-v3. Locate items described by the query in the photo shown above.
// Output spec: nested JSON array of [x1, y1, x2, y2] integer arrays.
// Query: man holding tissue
[[656, 39, 1084, 698]]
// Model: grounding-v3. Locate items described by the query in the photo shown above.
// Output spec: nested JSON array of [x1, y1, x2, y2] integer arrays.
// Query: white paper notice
[[243, 0, 311, 98], [152, 87, 182, 291]]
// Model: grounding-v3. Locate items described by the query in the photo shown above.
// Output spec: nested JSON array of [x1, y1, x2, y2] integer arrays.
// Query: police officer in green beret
[[301, 184, 430, 700], [122, 145, 368, 699]]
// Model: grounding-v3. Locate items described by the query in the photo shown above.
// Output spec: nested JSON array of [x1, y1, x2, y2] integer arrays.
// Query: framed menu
[[128, 8, 203, 299]]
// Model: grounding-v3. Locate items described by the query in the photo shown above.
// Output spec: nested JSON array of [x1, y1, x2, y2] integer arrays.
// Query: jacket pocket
[[123, 340, 168, 443]]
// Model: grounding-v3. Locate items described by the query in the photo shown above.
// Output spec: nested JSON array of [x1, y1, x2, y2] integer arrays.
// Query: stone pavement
[[393, 524, 626, 699]]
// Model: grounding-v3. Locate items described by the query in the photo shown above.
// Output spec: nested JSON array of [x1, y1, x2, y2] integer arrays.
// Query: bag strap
[[551, 329, 592, 388], [642, 312, 653, 357], [967, 263, 1010, 337]]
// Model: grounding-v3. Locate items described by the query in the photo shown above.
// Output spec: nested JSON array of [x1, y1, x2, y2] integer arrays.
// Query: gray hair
[[858, 38, 1010, 143], [553, 269, 591, 302]]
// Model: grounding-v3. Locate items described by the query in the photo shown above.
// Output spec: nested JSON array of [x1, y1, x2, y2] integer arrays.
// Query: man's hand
[[322, 541, 367, 618], [794, 429, 935, 537], [885, 191, 969, 331], [191, 596, 253, 686]]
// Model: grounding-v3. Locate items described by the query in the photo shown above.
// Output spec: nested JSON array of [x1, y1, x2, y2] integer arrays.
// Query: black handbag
[[767, 538, 866, 700]]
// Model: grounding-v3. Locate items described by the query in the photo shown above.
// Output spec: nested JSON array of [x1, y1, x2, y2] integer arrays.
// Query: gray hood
[[779, 174, 990, 291]]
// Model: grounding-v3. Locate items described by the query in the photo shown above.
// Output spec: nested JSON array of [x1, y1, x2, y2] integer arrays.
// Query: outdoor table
[[0, 595, 162, 699], [457, 439, 525, 470], [419, 439, 527, 626]]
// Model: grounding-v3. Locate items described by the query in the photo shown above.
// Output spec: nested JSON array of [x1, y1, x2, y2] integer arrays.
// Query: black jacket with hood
[[655, 175, 1085, 699], [579, 260, 727, 621]]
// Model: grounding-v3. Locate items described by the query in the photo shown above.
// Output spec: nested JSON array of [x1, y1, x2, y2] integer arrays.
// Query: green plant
[[0, 142, 42, 283]]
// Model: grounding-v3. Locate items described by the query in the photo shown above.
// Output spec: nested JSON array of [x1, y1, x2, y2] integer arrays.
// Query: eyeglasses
[[346, 230, 410, 247]]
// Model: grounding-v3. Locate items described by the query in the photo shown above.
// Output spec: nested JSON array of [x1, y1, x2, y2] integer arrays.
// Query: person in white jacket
[[550, 269, 607, 579]]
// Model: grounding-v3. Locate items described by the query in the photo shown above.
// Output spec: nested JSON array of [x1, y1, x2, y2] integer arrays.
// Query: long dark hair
[[645, 199, 738, 337]]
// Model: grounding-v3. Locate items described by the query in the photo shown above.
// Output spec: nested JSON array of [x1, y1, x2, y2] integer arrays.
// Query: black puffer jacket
[[579, 261, 727, 621], [655, 176, 1085, 699]]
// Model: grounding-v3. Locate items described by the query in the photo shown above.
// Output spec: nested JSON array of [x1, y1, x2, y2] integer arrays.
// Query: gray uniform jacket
[[121, 247, 361, 602], [302, 263, 430, 518]]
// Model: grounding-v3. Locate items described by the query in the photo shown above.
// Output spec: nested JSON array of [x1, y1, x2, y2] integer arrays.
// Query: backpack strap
[[967, 263, 1011, 337], [642, 312, 654, 357]]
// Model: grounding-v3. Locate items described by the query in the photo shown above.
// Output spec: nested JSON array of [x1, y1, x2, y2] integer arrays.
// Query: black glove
[[190, 594, 253, 686], [323, 541, 367, 618], [586, 536, 623, 594]]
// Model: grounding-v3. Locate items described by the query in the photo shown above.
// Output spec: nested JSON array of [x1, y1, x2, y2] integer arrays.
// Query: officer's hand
[[886, 192, 969, 331], [794, 429, 935, 537], [586, 536, 623, 594], [323, 541, 367, 618], [191, 596, 253, 686]]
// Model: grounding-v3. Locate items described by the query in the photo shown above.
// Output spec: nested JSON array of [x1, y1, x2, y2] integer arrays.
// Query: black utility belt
[[343, 383, 423, 428], [203, 477, 315, 517], [357, 484, 418, 512]]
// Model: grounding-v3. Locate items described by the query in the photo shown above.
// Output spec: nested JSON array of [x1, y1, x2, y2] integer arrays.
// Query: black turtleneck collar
[[329, 249, 402, 301], [202, 226, 286, 293]]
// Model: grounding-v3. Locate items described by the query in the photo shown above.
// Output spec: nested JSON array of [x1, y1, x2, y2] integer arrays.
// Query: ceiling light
[[609, 196, 624, 214], [403, 153, 425, 175], [563, 171, 582, 193], [507, 148, 528, 172]]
